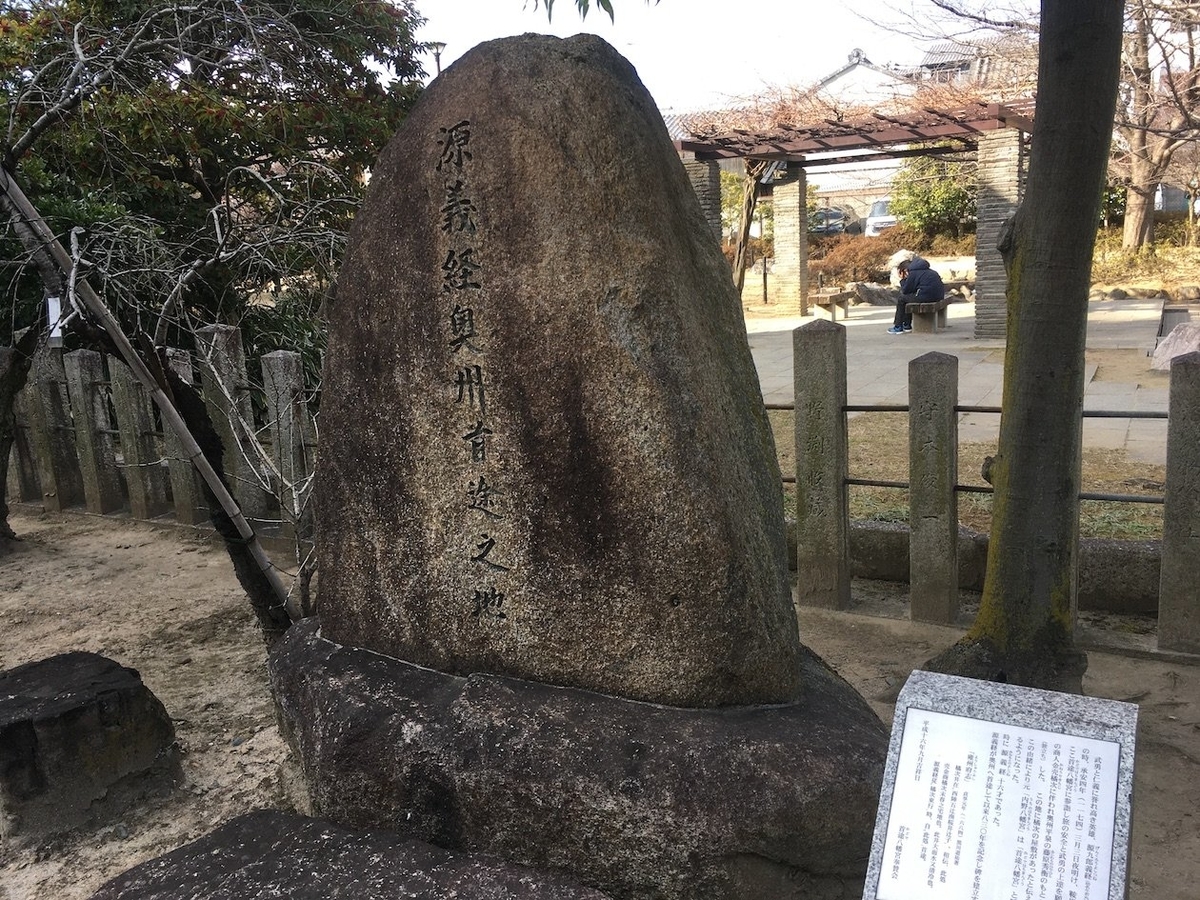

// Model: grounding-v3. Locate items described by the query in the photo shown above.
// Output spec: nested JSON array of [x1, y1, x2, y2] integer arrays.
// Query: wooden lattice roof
[[675, 100, 1035, 168]]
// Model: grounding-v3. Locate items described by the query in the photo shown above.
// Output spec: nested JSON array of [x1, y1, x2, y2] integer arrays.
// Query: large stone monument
[[272, 33, 888, 900]]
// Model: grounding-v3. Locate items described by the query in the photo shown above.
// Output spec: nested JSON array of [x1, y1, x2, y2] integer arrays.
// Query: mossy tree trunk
[[927, 0, 1125, 692]]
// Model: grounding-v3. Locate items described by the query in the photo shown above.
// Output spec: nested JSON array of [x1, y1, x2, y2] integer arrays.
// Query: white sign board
[[878, 709, 1120, 900], [863, 672, 1137, 900]]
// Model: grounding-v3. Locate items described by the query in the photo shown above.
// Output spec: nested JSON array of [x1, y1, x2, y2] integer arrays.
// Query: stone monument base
[[270, 620, 888, 900]]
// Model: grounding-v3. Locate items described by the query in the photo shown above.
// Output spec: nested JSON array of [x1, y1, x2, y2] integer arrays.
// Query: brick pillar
[[975, 128, 1026, 339], [682, 159, 722, 244], [772, 170, 809, 314]]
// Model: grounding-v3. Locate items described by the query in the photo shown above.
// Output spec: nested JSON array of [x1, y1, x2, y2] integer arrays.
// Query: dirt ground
[[0, 509, 1196, 899]]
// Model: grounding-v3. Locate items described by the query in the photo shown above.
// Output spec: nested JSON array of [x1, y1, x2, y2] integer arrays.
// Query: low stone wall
[[787, 519, 1161, 615]]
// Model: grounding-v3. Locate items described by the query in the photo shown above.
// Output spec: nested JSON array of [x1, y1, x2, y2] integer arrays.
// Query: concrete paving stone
[[1082, 420, 1132, 450], [1124, 439, 1167, 466]]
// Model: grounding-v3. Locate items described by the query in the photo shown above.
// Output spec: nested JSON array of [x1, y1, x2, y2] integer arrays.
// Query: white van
[[864, 198, 898, 237]]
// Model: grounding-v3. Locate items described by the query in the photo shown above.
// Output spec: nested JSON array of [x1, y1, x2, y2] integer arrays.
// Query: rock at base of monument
[[89, 809, 612, 900], [0, 652, 179, 848], [270, 620, 888, 900]]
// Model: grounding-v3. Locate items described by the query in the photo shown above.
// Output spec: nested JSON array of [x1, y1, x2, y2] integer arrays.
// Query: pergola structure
[[674, 101, 1036, 339]]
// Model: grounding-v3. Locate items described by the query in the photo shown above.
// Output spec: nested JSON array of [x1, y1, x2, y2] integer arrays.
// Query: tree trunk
[[732, 161, 768, 295], [927, 0, 1125, 692], [1122, 171, 1157, 251], [0, 329, 41, 543], [0, 180, 58, 543]]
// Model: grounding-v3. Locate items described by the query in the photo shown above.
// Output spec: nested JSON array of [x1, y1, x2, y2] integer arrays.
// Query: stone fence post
[[1159, 351, 1200, 653], [163, 350, 210, 526], [26, 345, 84, 511], [262, 350, 316, 541], [793, 320, 850, 609], [908, 352, 959, 624], [62, 348, 123, 514], [195, 325, 271, 527], [109, 357, 171, 520]]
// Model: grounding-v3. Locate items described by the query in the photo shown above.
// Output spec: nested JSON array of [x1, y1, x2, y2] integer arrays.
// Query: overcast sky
[[415, 0, 959, 111]]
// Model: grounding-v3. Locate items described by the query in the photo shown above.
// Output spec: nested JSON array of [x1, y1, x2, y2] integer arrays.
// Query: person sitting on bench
[[888, 256, 945, 334]]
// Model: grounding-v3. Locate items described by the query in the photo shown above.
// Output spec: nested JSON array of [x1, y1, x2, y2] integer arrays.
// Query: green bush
[[890, 152, 977, 240]]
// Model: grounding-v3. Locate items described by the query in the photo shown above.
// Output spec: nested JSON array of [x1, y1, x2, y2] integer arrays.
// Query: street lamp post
[[429, 42, 446, 76]]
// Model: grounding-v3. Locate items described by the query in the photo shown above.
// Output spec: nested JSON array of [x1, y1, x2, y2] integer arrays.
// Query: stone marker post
[[109, 358, 171, 520], [793, 319, 850, 609], [163, 350, 209, 526], [63, 348, 123, 515], [26, 346, 84, 512], [908, 352, 959, 624], [1159, 350, 1200, 653]]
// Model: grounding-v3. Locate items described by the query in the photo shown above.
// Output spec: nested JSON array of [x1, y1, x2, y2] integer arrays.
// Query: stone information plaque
[[863, 671, 1138, 900]]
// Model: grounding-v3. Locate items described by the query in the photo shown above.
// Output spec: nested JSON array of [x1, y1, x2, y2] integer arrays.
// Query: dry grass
[[769, 409, 1165, 540], [1091, 235, 1200, 289]]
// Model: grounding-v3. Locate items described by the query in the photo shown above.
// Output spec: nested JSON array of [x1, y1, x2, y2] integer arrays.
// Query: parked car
[[864, 198, 898, 237], [809, 207, 862, 235], [809, 207, 852, 235]]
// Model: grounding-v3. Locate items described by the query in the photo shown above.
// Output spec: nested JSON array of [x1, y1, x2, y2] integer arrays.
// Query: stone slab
[[0, 652, 178, 846], [90, 809, 611, 899], [270, 619, 889, 900], [863, 670, 1138, 900]]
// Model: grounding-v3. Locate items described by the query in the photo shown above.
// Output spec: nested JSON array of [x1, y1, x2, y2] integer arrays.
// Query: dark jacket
[[900, 257, 946, 301]]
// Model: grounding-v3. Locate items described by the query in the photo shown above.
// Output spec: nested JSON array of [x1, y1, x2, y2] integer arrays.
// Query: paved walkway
[[745, 297, 1171, 465]]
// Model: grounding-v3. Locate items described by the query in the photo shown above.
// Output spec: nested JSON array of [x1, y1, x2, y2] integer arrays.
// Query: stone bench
[[908, 296, 953, 333], [810, 289, 854, 321]]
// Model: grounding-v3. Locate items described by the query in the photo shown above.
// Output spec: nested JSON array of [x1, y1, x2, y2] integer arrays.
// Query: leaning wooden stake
[[0, 167, 294, 634]]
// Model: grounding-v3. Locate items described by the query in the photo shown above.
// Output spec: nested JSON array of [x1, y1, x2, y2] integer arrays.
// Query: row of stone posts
[[793, 319, 1200, 655], [6, 325, 316, 538]]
